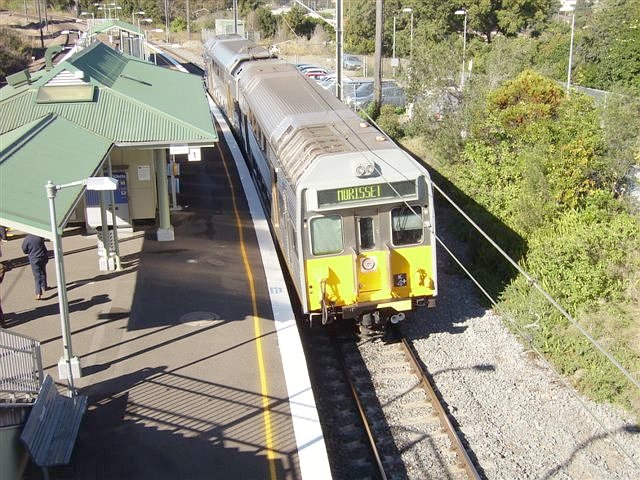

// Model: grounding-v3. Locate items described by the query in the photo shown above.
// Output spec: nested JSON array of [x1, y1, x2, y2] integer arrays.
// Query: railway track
[[304, 325, 480, 479]]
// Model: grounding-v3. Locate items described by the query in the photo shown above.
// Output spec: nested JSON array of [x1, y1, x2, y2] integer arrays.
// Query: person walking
[[21, 234, 50, 300]]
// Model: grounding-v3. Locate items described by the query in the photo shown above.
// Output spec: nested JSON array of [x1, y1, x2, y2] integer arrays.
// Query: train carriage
[[204, 35, 437, 330]]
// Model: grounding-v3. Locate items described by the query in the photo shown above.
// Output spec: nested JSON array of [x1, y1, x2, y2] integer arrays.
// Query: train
[[203, 34, 437, 331]]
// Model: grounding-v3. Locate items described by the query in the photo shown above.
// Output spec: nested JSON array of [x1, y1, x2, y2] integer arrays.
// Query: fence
[[0, 329, 43, 408]]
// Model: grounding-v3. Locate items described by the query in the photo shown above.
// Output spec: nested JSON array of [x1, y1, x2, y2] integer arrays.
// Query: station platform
[[0, 110, 330, 479]]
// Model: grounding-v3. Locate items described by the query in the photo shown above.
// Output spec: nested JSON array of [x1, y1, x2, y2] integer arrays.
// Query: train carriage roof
[[238, 62, 396, 185], [301, 148, 429, 196], [203, 35, 272, 74]]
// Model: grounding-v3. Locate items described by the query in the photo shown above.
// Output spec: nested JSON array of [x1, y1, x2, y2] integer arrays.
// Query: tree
[[344, 0, 376, 53], [249, 7, 278, 39], [283, 4, 321, 39], [577, 0, 640, 94], [456, 70, 608, 236], [0, 28, 31, 82]]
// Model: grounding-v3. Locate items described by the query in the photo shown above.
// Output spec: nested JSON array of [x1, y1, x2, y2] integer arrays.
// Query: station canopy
[[0, 41, 217, 238], [0, 114, 112, 239]]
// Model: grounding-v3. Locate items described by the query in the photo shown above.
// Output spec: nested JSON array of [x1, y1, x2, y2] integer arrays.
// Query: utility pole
[[373, 0, 383, 117], [335, 0, 343, 100], [187, 0, 190, 40]]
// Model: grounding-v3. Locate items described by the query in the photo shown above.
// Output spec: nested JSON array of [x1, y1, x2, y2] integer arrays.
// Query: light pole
[[455, 9, 467, 88], [164, 0, 170, 42], [133, 10, 145, 24], [402, 7, 413, 60], [146, 28, 164, 63], [392, 14, 397, 77], [137, 18, 152, 59], [45, 176, 117, 396], [560, 3, 576, 92]]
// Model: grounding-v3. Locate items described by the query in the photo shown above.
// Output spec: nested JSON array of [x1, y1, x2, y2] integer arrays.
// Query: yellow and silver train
[[204, 35, 437, 330]]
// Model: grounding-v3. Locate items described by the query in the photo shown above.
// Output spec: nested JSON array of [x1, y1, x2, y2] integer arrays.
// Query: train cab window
[[310, 215, 344, 255], [358, 217, 375, 250], [391, 206, 423, 245]]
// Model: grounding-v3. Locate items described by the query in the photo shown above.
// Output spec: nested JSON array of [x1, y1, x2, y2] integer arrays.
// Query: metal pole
[[170, 154, 178, 209], [233, 0, 238, 34], [186, 0, 190, 40], [566, 10, 575, 92], [45, 181, 76, 397], [392, 15, 396, 77], [164, 0, 169, 42], [106, 158, 122, 271], [335, 0, 343, 100], [461, 12, 467, 88], [410, 11, 413, 59]]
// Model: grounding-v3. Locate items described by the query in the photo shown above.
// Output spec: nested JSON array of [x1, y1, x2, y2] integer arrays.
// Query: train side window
[[310, 215, 343, 255], [287, 219, 297, 255], [391, 206, 423, 245], [358, 217, 375, 250]]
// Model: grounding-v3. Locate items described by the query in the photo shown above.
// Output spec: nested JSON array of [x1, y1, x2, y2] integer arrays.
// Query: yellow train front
[[203, 35, 437, 330], [298, 151, 437, 330]]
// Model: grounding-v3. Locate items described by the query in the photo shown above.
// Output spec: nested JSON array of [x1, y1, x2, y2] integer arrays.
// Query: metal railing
[[0, 329, 43, 406]]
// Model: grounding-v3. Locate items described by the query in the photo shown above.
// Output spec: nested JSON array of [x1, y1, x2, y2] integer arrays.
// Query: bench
[[20, 375, 87, 468]]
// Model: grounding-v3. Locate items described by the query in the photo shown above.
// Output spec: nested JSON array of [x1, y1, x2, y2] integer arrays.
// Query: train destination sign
[[317, 180, 416, 207]]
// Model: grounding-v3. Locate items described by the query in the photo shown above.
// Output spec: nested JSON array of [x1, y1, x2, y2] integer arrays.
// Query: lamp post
[[455, 9, 467, 88], [392, 14, 397, 77], [133, 10, 145, 24], [137, 18, 152, 59], [560, 3, 576, 92], [45, 176, 117, 396], [146, 28, 164, 64], [402, 7, 413, 60]]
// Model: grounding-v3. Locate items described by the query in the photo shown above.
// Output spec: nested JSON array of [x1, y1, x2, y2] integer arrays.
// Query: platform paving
[[1, 143, 305, 479]]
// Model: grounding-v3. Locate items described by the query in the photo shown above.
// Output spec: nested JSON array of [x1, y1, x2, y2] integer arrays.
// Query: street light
[[455, 9, 467, 88], [145, 28, 164, 64], [392, 14, 397, 77], [45, 176, 117, 396], [560, 3, 576, 92], [402, 7, 413, 60], [132, 10, 145, 24]]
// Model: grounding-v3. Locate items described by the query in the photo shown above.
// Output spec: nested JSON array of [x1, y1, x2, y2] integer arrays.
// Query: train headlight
[[353, 159, 376, 178]]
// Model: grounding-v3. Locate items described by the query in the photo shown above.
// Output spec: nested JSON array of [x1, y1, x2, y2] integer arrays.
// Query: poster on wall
[[137, 165, 151, 181]]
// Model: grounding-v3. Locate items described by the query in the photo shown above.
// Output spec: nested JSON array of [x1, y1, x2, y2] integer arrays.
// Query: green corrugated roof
[[0, 114, 112, 239], [0, 41, 217, 238], [88, 20, 143, 37], [0, 42, 217, 145]]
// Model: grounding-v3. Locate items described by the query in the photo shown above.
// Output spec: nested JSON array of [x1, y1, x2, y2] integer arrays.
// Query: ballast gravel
[[400, 253, 640, 479]]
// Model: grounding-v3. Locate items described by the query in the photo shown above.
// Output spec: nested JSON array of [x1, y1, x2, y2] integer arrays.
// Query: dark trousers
[[30, 259, 48, 295]]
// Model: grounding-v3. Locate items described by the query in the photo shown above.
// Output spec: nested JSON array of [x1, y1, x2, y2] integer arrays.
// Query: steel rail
[[331, 336, 387, 480], [400, 337, 481, 480]]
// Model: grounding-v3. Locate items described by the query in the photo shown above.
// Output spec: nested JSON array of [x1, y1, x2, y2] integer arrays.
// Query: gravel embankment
[[401, 224, 640, 479]]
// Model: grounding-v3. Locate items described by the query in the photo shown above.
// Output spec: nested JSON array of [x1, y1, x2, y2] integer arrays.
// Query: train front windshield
[[391, 206, 423, 245], [310, 215, 344, 255]]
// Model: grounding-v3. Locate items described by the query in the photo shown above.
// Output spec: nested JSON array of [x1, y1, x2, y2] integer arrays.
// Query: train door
[[355, 210, 390, 300]]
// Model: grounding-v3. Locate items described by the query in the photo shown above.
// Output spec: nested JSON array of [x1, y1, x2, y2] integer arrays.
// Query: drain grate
[[179, 311, 222, 326]]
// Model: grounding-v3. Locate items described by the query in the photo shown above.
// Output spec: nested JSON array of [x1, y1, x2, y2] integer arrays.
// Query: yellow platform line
[[217, 143, 277, 480]]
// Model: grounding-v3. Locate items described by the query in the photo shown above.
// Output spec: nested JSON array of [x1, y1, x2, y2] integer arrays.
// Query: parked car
[[346, 81, 406, 109], [343, 54, 363, 70], [295, 63, 316, 71], [303, 68, 329, 80]]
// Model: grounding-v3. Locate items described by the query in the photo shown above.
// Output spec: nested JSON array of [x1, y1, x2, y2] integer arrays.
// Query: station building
[[0, 36, 217, 250]]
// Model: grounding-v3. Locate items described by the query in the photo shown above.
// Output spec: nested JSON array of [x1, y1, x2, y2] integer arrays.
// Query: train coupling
[[389, 312, 406, 324]]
